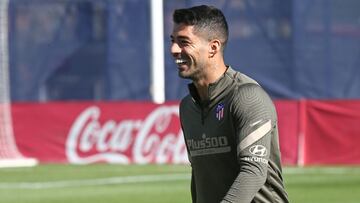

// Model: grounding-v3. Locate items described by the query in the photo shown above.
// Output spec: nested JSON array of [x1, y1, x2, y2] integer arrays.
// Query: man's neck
[[193, 63, 227, 101], [193, 82, 208, 101]]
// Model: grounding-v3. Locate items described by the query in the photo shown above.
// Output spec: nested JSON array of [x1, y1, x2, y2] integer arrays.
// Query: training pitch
[[0, 164, 359, 203]]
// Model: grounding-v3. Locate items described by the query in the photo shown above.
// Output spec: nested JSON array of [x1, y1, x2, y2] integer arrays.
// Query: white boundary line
[[283, 167, 360, 174], [1, 168, 358, 190], [0, 173, 190, 190]]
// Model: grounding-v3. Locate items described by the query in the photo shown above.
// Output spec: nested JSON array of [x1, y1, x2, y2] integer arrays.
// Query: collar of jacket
[[187, 66, 237, 107]]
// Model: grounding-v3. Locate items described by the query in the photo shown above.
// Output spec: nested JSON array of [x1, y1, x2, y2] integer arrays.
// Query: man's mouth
[[175, 58, 187, 65]]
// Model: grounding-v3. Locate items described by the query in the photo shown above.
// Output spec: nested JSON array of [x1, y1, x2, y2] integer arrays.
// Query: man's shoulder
[[179, 94, 193, 108], [229, 82, 275, 114], [225, 67, 259, 87], [180, 94, 192, 102], [225, 67, 263, 96], [225, 68, 273, 105]]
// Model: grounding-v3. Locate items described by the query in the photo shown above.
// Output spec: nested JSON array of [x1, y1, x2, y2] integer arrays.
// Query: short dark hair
[[173, 5, 229, 52]]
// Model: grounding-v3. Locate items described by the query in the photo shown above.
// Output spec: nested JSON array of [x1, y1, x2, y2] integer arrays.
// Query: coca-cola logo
[[66, 105, 188, 164]]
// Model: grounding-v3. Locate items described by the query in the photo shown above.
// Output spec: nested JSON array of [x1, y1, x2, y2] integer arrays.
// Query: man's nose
[[170, 42, 181, 57]]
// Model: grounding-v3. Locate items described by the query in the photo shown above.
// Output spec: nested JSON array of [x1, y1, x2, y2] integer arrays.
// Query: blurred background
[[5, 0, 360, 102], [1, 0, 360, 165], [0, 0, 360, 202]]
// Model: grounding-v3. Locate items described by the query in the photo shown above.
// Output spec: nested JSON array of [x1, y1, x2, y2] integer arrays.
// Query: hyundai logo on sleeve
[[249, 145, 267, 157]]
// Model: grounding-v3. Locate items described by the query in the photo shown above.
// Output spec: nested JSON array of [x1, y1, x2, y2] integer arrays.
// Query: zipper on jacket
[[201, 107, 205, 125], [200, 101, 209, 126]]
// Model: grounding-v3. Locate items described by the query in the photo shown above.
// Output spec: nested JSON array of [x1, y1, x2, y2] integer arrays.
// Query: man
[[170, 5, 289, 203]]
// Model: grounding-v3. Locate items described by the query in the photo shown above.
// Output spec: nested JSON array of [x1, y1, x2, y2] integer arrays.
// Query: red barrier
[[274, 100, 299, 165], [12, 102, 188, 164], [10, 100, 360, 165], [303, 100, 360, 165]]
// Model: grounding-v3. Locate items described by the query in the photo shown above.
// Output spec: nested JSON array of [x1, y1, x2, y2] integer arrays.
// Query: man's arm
[[222, 84, 277, 203], [179, 99, 197, 203], [191, 169, 197, 203]]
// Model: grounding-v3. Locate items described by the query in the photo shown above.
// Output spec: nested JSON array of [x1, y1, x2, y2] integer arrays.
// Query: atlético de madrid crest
[[215, 102, 225, 121]]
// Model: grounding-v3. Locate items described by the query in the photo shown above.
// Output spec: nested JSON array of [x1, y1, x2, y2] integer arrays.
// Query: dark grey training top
[[179, 67, 289, 203]]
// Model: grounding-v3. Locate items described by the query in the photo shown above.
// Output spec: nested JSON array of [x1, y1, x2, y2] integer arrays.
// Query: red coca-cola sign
[[66, 105, 188, 164], [11, 101, 302, 165], [11, 102, 189, 164]]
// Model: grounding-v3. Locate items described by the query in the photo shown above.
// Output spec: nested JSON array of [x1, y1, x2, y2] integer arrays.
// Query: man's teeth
[[175, 59, 187, 64]]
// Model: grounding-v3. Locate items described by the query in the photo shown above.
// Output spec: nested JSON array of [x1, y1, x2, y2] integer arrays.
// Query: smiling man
[[170, 5, 289, 203]]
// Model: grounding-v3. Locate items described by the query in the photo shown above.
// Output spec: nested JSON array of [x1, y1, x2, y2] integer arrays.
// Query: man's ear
[[209, 39, 221, 57]]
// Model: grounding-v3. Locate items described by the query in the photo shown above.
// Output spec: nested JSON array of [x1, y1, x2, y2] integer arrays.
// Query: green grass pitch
[[0, 164, 359, 203]]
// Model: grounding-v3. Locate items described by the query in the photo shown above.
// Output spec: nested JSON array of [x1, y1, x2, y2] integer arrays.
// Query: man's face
[[170, 23, 209, 80]]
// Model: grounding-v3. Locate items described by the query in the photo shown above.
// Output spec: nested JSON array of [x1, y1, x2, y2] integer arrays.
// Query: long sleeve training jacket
[[179, 67, 289, 203]]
